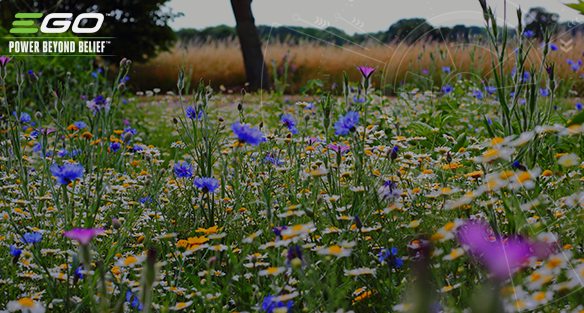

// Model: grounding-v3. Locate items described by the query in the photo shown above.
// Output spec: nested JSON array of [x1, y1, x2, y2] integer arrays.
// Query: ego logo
[[10, 13, 105, 34]]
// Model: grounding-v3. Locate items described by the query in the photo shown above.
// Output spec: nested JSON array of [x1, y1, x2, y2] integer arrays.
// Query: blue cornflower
[[10, 245, 22, 256], [333, 111, 360, 136], [73, 121, 87, 129], [442, 66, 451, 73], [264, 155, 284, 165], [109, 141, 122, 152], [13, 111, 31, 123], [520, 99, 526, 105], [140, 197, 152, 204], [50, 163, 84, 185], [133, 144, 144, 152], [91, 72, 98, 78], [186, 106, 203, 120], [523, 30, 534, 37], [231, 121, 264, 146], [126, 291, 143, 311], [576, 103, 583, 110], [261, 295, 293, 313], [378, 247, 403, 268], [194, 177, 219, 193], [33, 143, 42, 153], [70, 149, 81, 158], [273, 226, 287, 238], [523, 71, 530, 83], [286, 245, 304, 266], [510, 92, 515, 98], [57, 149, 69, 157], [567, 58, 575, 65], [442, 84, 453, 94], [352, 96, 365, 104], [21, 232, 43, 244], [280, 114, 298, 135], [30, 131, 39, 139], [123, 126, 137, 135], [540, 89, 550, 97], [571, 64, 581, 71], [473, 89, 483, 99], [485, 86, 496, 94], [174, 161, 193, 178], [75, 266, 84, 279]]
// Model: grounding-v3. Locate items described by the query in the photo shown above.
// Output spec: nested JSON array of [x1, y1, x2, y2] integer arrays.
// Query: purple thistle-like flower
[[333, 111, 360, 136], [63, 228, 105, 245], [357, 66, 377, 79], [194, 177, 220, 193], [50, 163, 84, 185], [231, 121, 264, 146], [186, 106, 203, 120], [0, 56, 12, 67]]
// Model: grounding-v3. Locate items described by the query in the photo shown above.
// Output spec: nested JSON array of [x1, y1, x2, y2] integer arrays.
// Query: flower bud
[[123, 132, 133, 143], [304, 114, 310, 122], [237, 102, 243, 111], [118, 82, 126, 93], [112, 218, 122, 229], [35, 111, 42, 120], [28, 70, 38, 83], [120, 58, 127, 68]]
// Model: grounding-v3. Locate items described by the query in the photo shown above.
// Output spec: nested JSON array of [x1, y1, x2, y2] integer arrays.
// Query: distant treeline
[[176, 8, 584, 45]]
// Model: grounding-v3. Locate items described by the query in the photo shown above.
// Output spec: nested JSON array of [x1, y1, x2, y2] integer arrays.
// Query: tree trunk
[[230, 0, 271, 91]]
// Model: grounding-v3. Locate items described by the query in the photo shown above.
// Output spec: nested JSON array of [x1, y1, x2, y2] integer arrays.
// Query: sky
[[165, 0, 584, 35]]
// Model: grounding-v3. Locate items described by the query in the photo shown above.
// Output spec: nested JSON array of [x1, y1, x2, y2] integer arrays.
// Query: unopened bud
[[172, 117, 178, 124], [120, 58, 127, 68], [112, 218, 122, 229], [28, 70, 38, 83], [208, 256, 217, 266], [35, 111, 42, 120], [123, 132, 132, 143], [218, 117, 224, 123], [118, 82, 126, 93], [237, 103, 242, 111], [291, 258, 302, 268]]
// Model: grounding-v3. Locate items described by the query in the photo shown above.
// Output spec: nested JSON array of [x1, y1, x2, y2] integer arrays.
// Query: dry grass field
[[129, 36, 584, 94]]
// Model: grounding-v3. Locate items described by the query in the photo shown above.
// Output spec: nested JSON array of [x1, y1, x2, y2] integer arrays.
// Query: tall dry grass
[[129, 36, 584, 94]]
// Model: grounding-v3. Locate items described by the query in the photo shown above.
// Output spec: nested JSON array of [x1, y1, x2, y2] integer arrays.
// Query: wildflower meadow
[[4, 1, 584, 312]]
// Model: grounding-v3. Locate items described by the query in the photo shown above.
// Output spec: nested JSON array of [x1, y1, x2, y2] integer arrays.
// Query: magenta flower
[[327, 144, 350, 154], [457, 221, 547, 281], [357, 66, 377, 79], [37, 128, 56, 135], [63, 228, 105, 245], [0, 56, 12, 67], [305, 137, 320, 145]]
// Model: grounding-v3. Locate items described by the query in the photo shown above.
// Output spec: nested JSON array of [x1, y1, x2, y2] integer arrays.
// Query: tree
[[0, 0, 181, 63], [524, 7, 559, 38], [230, 0, 271, 91]]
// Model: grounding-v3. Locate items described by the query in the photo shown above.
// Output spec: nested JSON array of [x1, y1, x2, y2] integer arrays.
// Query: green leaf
[[566, 0, 584, 15], [567, 110, 584, 127]]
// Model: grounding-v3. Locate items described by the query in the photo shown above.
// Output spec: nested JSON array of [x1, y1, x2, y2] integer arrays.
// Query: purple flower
[[357, 66, 377, 79], [457, 221, 546, 280], [194, 177, 219, 193], [280, 114, 298, 135], [174, 161, 193, 178], [523, 30, 534, 37], [10, 245, 22, 256], [442, 66, 451, 73], [540, 89, 550, 97], [0, 56, 12, 67], [333, 111, 360, 136], [86, 95, 111, 115], [50, 163, 84, 185], [327, 144, 350, 154], [231, 121, 264, 146], [63, 228, 105, 245], [576, 103, 583, 110]]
